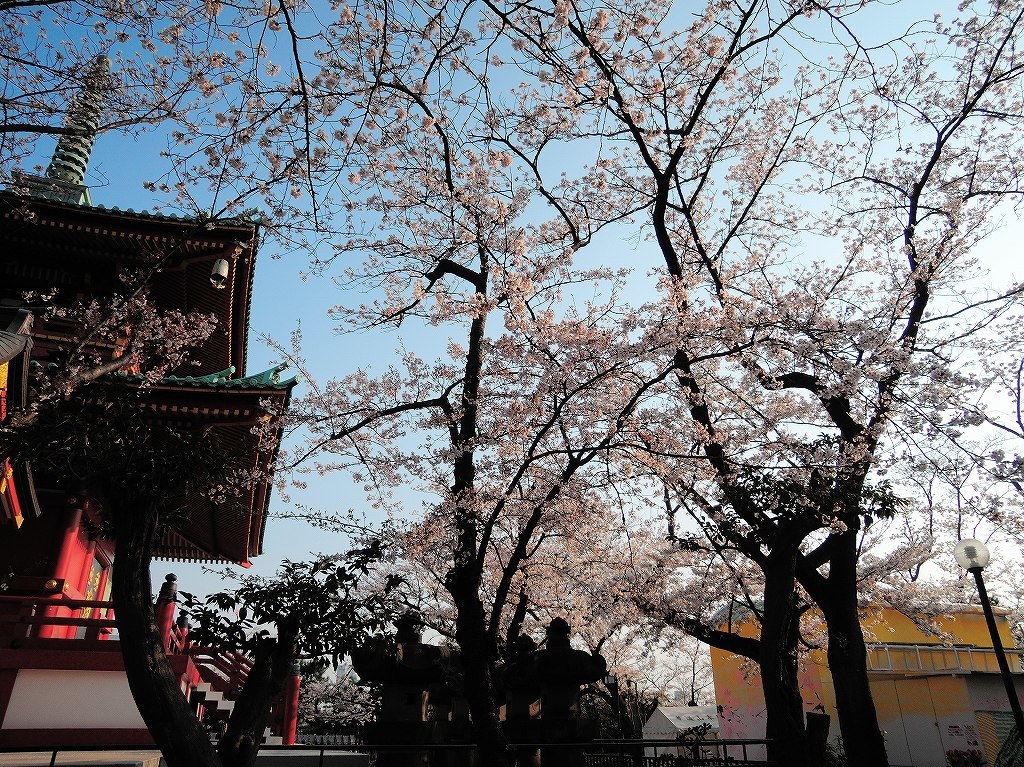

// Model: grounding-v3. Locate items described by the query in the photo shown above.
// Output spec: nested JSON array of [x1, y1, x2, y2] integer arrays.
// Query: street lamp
[[626, 679, 638, 736], [604, 674, 625, 757], [954, 539, 1024, 741], [604, 674, 622, 734]]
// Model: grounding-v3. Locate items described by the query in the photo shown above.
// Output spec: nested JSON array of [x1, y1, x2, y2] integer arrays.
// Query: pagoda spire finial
[[45, 53, 111, 187]]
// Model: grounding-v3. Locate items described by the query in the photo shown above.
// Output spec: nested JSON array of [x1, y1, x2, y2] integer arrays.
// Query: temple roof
[[0, 193, 259, 377], [46, 201, 262, 226], [0, 331, 28, 366], [4, 189, 264, 227], [148, 364, 298, 390], [97, 368, 297, 565]]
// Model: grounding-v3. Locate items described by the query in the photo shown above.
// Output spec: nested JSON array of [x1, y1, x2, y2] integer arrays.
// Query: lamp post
[[605, 674, 623, 760], [625, 679, 638, 739], [954, 538, 1024, 740]]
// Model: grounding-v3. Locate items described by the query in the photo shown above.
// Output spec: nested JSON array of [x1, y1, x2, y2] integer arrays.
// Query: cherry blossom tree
[[249, 0, 1024, 764], [630, 473, 825, 762], [8, 1, 1024, 765], [288, 279, 678, 764], [466, 2, 1024, 764]]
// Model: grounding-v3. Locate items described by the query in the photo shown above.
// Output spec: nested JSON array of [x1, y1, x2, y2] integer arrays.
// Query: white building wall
[[2, 668, 146, 729]]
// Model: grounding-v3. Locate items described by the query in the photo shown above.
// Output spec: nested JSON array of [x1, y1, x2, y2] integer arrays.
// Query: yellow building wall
[[708, 604, 1017, 754], [709, 618, 769, 742], [861, 605, 1014, 649], [710, 642, 831, 744]]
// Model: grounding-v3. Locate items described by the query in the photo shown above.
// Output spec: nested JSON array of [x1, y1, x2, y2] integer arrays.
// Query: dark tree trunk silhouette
[[108, 491, 222, 767], [218, 621, 301, 767]]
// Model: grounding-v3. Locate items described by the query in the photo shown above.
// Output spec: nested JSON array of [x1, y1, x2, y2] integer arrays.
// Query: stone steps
[[192, 681, 282, 744]]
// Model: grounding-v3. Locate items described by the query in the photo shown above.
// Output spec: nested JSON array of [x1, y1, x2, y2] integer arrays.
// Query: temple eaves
[[114, 363, 299, 391]]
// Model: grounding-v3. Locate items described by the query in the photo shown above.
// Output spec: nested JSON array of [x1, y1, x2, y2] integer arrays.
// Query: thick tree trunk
[[450, 572, 509, 767], [109, 496, 221, 767], [759, 549, 810, 767], [218, 623, 299, 767], [820, 533, 890, 767], [445, 300, 508, 766], [825, 615, 888, 766], [678, 552, 808, 766]]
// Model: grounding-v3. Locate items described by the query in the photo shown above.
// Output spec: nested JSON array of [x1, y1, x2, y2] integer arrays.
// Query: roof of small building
[[0, 330, 28, 366], [645, 704, 720, 733]]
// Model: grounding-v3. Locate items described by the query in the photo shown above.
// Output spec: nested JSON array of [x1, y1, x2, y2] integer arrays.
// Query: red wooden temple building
[[0, 57, 299, 748]]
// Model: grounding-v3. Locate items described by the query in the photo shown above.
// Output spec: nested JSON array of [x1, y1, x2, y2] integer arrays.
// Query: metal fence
[[0, 739, 773, 767], [586, 755, 759, 767], [587, 759, 758, 767], [300, 733, 365, 746], [586, 739, 772, 766]]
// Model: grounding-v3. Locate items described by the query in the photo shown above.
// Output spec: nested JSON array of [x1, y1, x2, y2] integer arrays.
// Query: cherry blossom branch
[[276, 0, 319, 230], [485, 362, 677, 637], [288, 393, 456, 470]]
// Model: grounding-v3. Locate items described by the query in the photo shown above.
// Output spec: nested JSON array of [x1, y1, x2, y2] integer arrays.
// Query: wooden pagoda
[[0, 56, 298, 748]]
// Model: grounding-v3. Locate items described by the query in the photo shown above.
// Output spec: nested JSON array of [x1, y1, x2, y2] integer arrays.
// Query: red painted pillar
[[154, 573, 177, 651], [77, 540, 97, 594], [96, 564, 113, 638], [74, 539, 97, 637], [282, 663, 301, 745], [52, 507, 82, 586], [40, 506, 83, 638]]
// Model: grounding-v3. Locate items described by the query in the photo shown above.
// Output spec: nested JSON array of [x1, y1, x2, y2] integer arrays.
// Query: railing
[[587, 757, 750, 767], [167, 617, 189, 654], [587, 739, 771, 766], [0, 589, 252, 696], [188, 646, 253, 692], [0, 593, 116, 641], [1, 741, 773, 767], [300, 732, 365, 746], [0, 583, 270, 736], [866, 643, 1024, 674]]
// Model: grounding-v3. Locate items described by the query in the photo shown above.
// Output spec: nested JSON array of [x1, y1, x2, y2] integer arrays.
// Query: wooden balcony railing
[[0, 590, 252, 693], [187, 646, 253, 693], [0, 593, 115, 642]]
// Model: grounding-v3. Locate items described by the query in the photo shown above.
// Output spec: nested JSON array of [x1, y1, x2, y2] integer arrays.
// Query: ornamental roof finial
[[45, 53, 112, 187]]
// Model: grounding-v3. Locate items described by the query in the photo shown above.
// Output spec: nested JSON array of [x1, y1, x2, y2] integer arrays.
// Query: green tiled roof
[[82, 203, 264, 227], [117, 363, 298, 390]]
